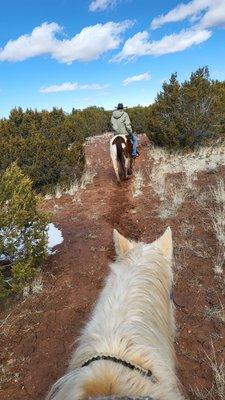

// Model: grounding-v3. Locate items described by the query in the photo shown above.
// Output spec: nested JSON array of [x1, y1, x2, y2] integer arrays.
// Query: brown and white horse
[[110, 134, 133, 182]]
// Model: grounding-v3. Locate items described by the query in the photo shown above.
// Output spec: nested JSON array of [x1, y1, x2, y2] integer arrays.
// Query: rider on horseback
[[111, 103, 139, 159]]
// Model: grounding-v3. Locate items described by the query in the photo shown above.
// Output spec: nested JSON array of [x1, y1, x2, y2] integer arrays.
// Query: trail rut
[[0, 133, 148, 400], [1, 133, 225, 400]]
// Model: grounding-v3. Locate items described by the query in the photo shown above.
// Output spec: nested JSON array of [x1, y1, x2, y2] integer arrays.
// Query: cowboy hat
[[115, 103, 125, 110]]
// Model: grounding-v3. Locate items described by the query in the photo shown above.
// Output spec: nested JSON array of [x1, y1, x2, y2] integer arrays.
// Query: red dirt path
[[0, 133, 225, 400]]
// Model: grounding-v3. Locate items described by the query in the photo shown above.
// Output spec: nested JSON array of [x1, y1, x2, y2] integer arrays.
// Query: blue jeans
[[130, 133, 138, 157]]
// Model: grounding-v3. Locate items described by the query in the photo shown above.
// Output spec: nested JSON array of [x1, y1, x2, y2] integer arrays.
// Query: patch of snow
[[47, 223, 64, 251], [0, 223, 63, 261]]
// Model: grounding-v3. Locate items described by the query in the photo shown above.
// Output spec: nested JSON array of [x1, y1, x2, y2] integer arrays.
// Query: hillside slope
[[0, 133, 225, 400]]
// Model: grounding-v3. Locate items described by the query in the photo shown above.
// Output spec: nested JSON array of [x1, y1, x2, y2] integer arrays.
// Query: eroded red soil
[[0, 133, 225, 400]]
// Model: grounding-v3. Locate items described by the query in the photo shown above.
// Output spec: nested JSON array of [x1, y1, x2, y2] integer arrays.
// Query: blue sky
[[0, 0, 225, 117]]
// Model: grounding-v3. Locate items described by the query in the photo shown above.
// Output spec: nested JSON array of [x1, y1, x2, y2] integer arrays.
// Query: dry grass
[[193, 179, 225, 276], [190, 343, 225, 400], [213, 249, 225, 276], [211, 179, 225, 204], [156, 182, 188, 220], [132, 170, 143, 198], [148, 143, 225, 222], [45, 181, 79, 200], [45, 167, 96, 200], [206, 344, 225, 400], [80, 166, 96, 189], [179, 222, 195, 238], [56, 181, 80, 198], [190, 386, 210, 400], [85, 132, 113, 144], [149, 143, 225, 199], [204, 303, 225, 323], [0, 309, 30, 338], [210, 180, 225, 250], [23, 275, 43, 298]]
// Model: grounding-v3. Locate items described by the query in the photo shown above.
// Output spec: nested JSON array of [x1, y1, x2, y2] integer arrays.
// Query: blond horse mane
[[46, 228, 184, 400]]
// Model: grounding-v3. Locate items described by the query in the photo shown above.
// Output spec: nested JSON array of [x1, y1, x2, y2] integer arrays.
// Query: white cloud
[[0, 21, 131, 64], [39, 82, 78, 93], [123, 72, 151, 86], [53, 21, 131, 64], [0, 22, 61, 62], [113, 28, 211, 61], [89, 0, 118, 11], [39, 82, 109, 93], [150, 0, 225, 30], [79, 83, 109, 90], [199, 0, 225, 28]]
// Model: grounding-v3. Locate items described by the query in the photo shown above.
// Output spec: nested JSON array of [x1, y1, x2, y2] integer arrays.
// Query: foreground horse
[[47, 228, 184, 400], [110, 135, 133, 182]]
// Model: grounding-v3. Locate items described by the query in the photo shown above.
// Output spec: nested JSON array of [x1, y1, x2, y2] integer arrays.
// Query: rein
[[81, 355, 157, 382]]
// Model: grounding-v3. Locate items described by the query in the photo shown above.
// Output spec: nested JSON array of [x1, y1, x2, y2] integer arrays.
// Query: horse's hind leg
[[125, 156, 132, 178], [120, 159, 127, 180], [111, 156, 120, 182], [117, 154, 126, 180], [127, 157, 133, 175]]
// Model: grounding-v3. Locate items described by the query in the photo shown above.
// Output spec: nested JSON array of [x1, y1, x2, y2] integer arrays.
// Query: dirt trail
[[1, 133, 225, 400], [0, 133, 149, 400]]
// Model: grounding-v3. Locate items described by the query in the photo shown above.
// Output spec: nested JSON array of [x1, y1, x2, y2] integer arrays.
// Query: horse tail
[[112, 136, 126, 178]]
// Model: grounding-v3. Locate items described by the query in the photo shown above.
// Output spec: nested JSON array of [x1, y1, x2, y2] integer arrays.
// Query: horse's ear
[[113, 229, 134, 256], [153, 227, 173, 260]]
